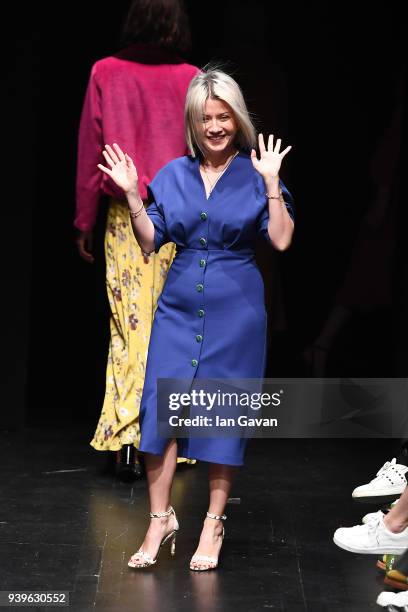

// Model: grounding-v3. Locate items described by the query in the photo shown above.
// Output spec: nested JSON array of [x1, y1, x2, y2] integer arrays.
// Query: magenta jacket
[[75, 44, 199, 231]]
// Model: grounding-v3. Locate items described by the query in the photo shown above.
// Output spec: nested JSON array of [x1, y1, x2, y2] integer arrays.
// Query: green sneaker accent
[[385, 554, 400, 572]]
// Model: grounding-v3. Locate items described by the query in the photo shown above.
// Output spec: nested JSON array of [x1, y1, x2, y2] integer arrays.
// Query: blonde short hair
[[185, 68, 257, 157]]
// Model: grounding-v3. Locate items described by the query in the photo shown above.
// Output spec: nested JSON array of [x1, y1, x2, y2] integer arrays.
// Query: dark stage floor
[[0, 428, 401, 611]]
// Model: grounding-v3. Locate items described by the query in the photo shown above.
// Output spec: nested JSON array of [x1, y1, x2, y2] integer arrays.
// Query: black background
[[3, 1, 407, 429]]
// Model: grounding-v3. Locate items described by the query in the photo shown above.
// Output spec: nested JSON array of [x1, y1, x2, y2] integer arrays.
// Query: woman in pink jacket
[[75, 0, 199, 480]]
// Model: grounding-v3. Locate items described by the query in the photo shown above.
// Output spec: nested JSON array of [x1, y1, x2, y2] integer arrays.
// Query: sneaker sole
[[352, 485, 406, 498], [333, 535, 406, 555]]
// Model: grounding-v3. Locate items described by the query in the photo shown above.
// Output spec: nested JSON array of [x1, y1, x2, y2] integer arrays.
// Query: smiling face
[[197, 97, 238, 159]]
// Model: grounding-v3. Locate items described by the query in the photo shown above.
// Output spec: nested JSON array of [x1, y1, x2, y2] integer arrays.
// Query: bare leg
[[129, 439, 178, 566], [384, 487, 408, 533], [190, 463, 237, 570]]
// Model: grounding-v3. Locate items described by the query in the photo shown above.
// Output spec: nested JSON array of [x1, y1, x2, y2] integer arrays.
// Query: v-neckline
[[195, 151, 241, 201]]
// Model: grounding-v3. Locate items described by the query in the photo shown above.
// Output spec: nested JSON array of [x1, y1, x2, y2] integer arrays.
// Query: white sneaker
[[377, 590, 408, 607], [362, 499, 400, 524], [352, 458, 408, 498], [362, 509, 385, 525], [333, 514, 408, 554]]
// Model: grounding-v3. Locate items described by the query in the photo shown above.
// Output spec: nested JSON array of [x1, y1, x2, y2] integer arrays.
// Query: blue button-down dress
[[138, 151, 294, 466]]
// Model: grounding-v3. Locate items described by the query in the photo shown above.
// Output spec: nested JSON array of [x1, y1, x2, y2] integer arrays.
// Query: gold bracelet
[[132, 208, 145, 219], [266, 189, 283, 200], [129, 203, 145, 218]]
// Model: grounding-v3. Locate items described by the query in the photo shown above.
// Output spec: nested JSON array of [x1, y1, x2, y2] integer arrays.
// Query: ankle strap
[[150, 506, 174, 518], [207, 511, 227, 521]]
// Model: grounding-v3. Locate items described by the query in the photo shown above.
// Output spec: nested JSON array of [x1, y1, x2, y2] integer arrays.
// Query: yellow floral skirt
[[90, 199, 193, 463]]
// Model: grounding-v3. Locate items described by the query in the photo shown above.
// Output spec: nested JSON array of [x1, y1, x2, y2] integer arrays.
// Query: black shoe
[[115, 445, 144, 482]]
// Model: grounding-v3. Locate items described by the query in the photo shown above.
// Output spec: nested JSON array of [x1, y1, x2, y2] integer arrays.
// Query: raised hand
[[97, 143, 139, 194], [251, 134, 291, 180]]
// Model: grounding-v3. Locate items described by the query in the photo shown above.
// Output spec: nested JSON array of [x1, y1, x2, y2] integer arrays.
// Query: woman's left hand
[[251, 133, 291, 180]]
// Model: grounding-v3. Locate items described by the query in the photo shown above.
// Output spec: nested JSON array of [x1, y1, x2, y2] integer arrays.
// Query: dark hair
[[120, 0, 191, 53]]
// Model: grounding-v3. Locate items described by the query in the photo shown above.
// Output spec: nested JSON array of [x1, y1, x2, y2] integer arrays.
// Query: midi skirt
[[90, 199, 186, 453]]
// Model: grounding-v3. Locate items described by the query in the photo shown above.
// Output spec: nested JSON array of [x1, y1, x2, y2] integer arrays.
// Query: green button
[[196, 335, 203, 343], [191, 359, 198, 367], [196, 283, 204, 292], [200, 212, 207, 220], [199, 259, 206, 267], [198, 309, 205, 317], [199, 237, 207, 246]]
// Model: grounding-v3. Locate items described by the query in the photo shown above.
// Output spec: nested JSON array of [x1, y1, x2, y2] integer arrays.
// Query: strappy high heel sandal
[[189, 512, 227, 571], [128, 506, 179, 569]]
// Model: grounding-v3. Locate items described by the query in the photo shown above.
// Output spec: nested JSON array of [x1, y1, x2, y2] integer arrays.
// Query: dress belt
[[176, 247, 255, 258]]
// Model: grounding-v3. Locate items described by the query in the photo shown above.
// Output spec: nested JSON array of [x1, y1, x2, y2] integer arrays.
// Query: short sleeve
[[257, 179, 295, 242], [146, 182, 170, 254]]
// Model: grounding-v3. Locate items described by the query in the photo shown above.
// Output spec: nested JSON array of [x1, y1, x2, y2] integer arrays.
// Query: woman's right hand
[[76, 229, 94, 263], [98, 143, 139, 195]]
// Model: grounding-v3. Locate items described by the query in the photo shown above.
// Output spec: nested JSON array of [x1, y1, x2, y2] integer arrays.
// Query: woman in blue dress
[[98, 68, 294, 571]]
